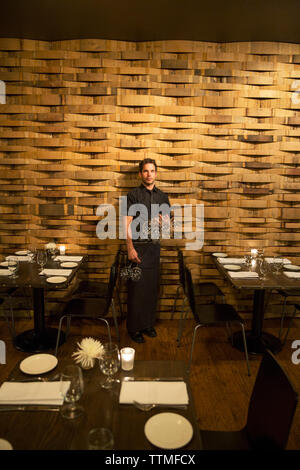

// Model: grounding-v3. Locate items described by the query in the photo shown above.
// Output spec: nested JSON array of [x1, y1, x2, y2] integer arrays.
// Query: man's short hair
[[139, 158, 157, 173]]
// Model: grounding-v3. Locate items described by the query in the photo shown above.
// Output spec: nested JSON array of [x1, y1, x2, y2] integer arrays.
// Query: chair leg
[[55, 315, 66, 356], [239, 322, 251, 376], [177, 297, 188, 346], [97, 317, 112, 344], [111, 299, 120, 342], [282, 305, 298, 345], [225, 321, 233, 344], [2, 296, 16, 339], [187, 324, 202, 374], [171, 286, 181, 320], [279, 297, 287, 340]]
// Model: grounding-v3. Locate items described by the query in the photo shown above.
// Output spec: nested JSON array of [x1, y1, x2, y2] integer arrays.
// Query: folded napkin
[[218, 257, 245, 264], [228, 271, 259, 279], [0, 269, 11, 276], [0, 381, 70, 406], [265, 258, 291, 264], [54, 256, 83, 262], [39, 269, 72, 277], [6, 255, 31, 262], [119, 381, 189, 405], [284, 271, 300, 279]]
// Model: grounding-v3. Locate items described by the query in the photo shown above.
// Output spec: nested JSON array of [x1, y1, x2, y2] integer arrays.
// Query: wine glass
[[258, 258, 268, 281], [60, 365, 84, 419], [7, 257, 18, 278], [273, 255, 283, 275], [244, 255, 252, 270], [36, 250, 47, 274], [98, 343, 120, 390]]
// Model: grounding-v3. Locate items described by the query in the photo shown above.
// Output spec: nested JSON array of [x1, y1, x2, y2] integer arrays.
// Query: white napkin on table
[[0, 382, 70, 406], [284, 271, 300, 279], [228, 271, 259, 279], [265, 258, 291, 264], [119, 381, 189, 405], [6, 255, 31, 262], [217, 258, 245, 264], [54, 256, 83, 262], [39, 269, 72, 277], [0, 269, 11, 276]]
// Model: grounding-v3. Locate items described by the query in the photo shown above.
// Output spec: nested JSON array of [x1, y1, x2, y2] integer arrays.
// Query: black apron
[[127, 242, 160, 333]]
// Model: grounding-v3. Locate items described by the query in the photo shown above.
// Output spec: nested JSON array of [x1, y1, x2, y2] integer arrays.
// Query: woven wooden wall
[[1, 38, 300, 319]]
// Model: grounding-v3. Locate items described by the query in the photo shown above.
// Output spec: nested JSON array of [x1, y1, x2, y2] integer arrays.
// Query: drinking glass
[[273, 255, 283, 275], [258, 258, 268, 280], [87, 427, 114, 450], [98, 343, 120, 390], [244, 255, 252, 270], [36, 250, 47, 274], [60, 365, 84, 419], [7, 257, 18, 278]]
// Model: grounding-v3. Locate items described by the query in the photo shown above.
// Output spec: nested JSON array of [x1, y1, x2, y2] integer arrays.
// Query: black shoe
[[142, 327, 157, 338], [129, 331, 145, 343]]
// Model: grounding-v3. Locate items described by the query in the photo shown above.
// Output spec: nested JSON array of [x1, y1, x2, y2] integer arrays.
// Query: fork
[[133, 400, 187, 411]]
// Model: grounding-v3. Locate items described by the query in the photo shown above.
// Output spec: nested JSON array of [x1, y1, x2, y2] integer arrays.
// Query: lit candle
[[251, 249, 258, 258], [120, 347, 135, 371], [59, 245, 66, 255]]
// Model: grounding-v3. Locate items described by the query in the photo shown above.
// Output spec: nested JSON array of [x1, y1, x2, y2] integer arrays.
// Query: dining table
[[0, 252, 85, 353], [0, 358, 202, 451], [213, 255, 300, 355]]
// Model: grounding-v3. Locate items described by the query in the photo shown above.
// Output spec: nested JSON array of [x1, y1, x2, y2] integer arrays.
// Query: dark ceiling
[[1, 0, 300, 43]]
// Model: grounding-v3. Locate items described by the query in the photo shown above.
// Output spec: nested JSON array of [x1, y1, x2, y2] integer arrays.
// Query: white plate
[[223, 264, 241, 271], [0, 261, 16, 267], [15, 250, 30, 255], [284, 264, 300, 271], [60, 262, 78, 268], [0, 439, 13, 450], [20, 354, 58, 375], [212, 252, 227, 257], [46, 276, 67, 284], [144, 412, 193, 450]]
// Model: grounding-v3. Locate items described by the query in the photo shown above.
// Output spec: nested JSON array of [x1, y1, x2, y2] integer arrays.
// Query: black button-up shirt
[[126, 184, 170, 241]]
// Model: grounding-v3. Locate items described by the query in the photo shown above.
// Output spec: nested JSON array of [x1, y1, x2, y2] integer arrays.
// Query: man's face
[[139, 163, 157, 187]]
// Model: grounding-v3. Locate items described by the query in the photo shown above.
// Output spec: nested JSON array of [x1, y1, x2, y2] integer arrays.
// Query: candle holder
[[59, 245, 66, 255], [120, 347, 135, 371]]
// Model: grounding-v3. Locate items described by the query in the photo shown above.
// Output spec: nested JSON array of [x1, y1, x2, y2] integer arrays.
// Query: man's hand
[[128, 247, 141, 264]]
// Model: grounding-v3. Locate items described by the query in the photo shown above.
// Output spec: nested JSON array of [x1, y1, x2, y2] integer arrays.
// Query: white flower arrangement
[[72, 337, 104, 369]]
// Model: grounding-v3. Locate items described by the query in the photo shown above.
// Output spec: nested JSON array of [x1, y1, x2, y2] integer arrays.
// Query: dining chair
[[185, 266, 251, 376], [68, 248, 123, 316], [54, 259, 120, 356], [275, 288, 300, 343], [0, 287, 32, 339], [200, 349, 298, 450], [171, 248, 225, 346]]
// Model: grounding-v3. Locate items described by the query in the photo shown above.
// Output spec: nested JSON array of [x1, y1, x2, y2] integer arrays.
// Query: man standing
[[125, 158, 170, 343]]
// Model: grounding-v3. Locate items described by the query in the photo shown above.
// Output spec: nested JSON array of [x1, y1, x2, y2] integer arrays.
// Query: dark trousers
[[127, 242, 160, 333]]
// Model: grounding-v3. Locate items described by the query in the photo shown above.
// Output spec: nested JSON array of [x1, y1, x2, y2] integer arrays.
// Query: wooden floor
[[0, 315, 299, 450]]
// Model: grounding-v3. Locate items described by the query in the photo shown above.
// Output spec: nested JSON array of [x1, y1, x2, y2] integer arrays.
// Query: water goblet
[[258, 258, 268, 281], [98, 343, 120, 390], [7, 257, 18, 278], [273, 255, 283, 275], [60, 365, 84, 419], [36, 250, 47, 274], [244, 255, 252, 270]]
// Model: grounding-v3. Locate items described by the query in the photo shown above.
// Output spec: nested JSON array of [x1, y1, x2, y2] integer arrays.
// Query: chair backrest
[[177, 248, 186, 291], [184, 266, 199, 322], [246, 349, 298, 449]]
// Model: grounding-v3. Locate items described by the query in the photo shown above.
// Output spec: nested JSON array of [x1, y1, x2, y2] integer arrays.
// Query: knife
[[123, 377, 185, 382], [0, 406, 60, 412]]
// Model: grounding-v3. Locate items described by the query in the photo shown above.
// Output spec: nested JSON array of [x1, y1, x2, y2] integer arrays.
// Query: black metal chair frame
[[54, 260, 119, 356], [172, 248, 225, 346], [185, 266, 250, 376], [200, 349, 298, 450]]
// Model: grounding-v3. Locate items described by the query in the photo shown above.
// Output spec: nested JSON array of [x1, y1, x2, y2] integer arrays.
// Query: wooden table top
[[0, 359, 202, 450]]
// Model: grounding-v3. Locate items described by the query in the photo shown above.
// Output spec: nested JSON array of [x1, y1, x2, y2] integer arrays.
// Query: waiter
[[125, 158, 170, 343]]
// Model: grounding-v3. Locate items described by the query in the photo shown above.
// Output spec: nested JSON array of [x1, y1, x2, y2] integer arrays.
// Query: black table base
[[232, 330, 282, 355], [14, 328, 65, 353]]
